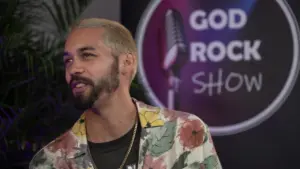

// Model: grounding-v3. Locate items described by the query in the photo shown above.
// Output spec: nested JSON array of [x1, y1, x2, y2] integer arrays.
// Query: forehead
[[64, 28, 106, 51]]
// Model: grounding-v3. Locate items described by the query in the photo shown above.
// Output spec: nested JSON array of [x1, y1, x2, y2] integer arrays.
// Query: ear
[[119, 53, 135, 76]]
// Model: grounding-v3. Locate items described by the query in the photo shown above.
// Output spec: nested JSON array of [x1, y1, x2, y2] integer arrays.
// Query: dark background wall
[[121, 0, 300, 169], [0, 0, 299, 169]]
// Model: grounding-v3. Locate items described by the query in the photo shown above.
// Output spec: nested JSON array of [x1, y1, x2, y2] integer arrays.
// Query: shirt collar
[[68, 99, 165, 159]]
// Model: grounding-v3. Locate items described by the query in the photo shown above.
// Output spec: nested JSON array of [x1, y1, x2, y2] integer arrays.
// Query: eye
[[64, 58, 73, 65], [82, 53, 95, 58]]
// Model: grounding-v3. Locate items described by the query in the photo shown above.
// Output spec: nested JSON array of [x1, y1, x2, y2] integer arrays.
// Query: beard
[[70, 58, 120, 110]]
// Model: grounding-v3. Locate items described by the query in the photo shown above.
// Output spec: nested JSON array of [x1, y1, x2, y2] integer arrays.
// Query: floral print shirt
[[29, 100, 222, 169]]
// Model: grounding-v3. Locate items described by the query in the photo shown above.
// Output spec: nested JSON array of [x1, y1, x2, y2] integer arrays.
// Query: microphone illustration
[[163, 9, 189, 110]]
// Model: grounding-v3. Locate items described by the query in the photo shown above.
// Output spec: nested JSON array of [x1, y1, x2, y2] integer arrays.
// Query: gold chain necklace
[[118, 119, 138, 169], [88, 118, 139, 169]]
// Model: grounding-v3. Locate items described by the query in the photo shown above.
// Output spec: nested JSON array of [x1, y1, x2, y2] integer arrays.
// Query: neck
[[85, 87, 137, 143]]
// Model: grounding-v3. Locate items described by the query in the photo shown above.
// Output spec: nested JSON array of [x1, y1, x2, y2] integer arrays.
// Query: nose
[[70, 66, 84, 75], [68, 61, 85, 76]]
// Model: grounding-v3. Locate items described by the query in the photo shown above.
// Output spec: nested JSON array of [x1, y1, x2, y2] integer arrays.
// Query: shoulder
[[136, 100, 208, 132], [29, 130, 76, 168], [161, 107, 209, 139], [137, 100, 209, 140], [136, 101, 222, 167], [162, 106, 205, 123], [160, 108, 221, 167], [157, 105, 211, 149]]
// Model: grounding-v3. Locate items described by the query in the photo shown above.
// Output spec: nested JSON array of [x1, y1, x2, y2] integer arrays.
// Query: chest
[[88, 141, 140, 169], [70, 139, 178, 169]]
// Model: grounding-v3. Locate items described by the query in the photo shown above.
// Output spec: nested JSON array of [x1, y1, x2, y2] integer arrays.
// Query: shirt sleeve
[[200, 123, 223, 169], [184, 118, 223, 169]]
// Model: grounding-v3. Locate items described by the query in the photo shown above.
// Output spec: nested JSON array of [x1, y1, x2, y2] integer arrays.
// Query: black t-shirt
[[88, 123, 140, 169]]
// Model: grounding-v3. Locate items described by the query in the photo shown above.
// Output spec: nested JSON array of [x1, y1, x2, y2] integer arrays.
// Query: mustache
[[70, 75, 94, 87]]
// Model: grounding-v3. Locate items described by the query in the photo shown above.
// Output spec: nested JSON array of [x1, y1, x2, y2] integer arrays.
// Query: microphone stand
[[163, 9, 189, 110]]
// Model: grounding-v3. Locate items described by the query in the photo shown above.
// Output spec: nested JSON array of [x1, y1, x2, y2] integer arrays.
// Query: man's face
[[64, 28, 120, 110]]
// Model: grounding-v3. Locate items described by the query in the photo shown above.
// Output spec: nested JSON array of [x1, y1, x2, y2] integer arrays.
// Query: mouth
[[71, 81, 90, 94]]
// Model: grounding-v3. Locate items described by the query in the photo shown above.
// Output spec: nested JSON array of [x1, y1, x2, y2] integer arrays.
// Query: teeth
[[75, 83, 85, 88]]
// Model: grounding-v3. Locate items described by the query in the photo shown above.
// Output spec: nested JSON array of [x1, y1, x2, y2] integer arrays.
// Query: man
[[29, 18, 222, 169]]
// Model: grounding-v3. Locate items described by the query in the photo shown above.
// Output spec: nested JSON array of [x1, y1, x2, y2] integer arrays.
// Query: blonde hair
[[72, 18, 137, 81]]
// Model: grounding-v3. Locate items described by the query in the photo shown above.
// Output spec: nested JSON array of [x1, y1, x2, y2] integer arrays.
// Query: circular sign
[[136, 0, 300, 136]]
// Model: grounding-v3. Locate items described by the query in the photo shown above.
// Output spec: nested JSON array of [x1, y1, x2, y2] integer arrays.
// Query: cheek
[[90, 63, 110, 77], [65, 73, 71, 84]]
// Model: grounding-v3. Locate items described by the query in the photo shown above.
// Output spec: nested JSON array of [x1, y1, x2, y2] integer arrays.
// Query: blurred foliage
[[0, 1, 142, 163], [0, 0, 90, 147], [0, 0, 147, 159], [0, 1, 90, 161]]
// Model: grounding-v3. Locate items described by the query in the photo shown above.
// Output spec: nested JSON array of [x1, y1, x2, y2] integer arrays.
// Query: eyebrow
[[78, 46, 96, 53], [63, 46, 96, 57]]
